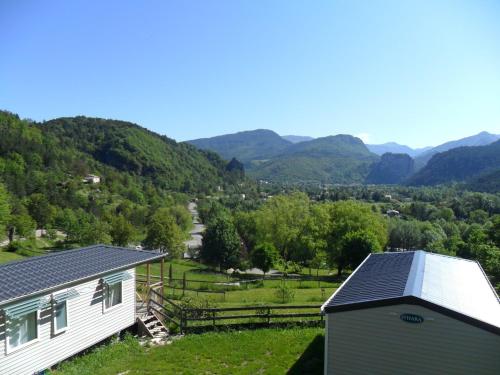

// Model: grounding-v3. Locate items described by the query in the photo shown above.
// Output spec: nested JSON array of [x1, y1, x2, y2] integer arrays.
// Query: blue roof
[[0, 245, 165, 307], [328, 251, 414, 306], [322, 251, 500, 333]]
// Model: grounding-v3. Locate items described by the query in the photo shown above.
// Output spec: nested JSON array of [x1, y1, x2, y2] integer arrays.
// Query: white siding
[[326, 304, 500, 375], [0, 268, 136, 375]]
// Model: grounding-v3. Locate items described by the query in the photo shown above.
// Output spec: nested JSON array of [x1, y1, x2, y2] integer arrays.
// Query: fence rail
[[147, 288, 322, 333]]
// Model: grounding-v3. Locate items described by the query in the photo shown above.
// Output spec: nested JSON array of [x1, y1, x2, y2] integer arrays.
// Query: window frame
[[5, 309, 40, 355], [103, 280, 123, 313], [52, 298, 69, 335]]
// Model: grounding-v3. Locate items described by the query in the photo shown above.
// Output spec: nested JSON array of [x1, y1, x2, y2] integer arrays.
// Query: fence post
[[212, 310, 216, 329], [267, 307, 271, 325]]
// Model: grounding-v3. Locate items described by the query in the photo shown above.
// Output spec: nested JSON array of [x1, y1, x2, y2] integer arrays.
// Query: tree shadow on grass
[[287, 333, 324, 375]]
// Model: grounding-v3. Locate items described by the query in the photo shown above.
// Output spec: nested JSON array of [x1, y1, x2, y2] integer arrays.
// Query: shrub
[[274, 282, 295, 304]]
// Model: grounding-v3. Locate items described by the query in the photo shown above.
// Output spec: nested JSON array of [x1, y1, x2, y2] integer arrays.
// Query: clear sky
[[1, 1, 500, 147]]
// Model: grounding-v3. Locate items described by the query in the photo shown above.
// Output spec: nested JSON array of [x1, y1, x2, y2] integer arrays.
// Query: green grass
[[0, 250, 24, 264], [52, 328, 324, 375]]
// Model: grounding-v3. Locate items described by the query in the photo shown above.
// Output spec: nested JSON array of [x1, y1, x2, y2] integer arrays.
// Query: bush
[[274, 282, 295, 304]]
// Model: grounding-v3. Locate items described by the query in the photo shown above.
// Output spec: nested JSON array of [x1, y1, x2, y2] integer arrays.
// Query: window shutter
[[102, 272, 132, 286], [4, 297, 43, 319], [53, 288, 79, 304]]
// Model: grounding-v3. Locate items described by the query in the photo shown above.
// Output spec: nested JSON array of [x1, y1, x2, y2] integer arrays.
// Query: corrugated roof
[[322, 251, 500, 332], [326, 252, 414, 306], [0, 245, 165, 307]]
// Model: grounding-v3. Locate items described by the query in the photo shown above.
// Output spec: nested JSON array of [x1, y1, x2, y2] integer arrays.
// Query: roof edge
[[321, 253, 373, 313], [323, 295, 500, 336], [0, 250, 166, 308]]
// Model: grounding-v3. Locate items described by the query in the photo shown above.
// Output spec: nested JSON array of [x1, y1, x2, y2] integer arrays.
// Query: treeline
[[0, 110, 243, 251], [197, 190, 500, 287]]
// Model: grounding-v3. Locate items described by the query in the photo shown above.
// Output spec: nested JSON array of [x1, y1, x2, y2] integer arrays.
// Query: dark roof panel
[[325, 252, 414, 308], [0, 245, 165, 306]]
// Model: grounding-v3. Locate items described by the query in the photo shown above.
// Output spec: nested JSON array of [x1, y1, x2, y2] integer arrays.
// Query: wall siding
[[326, 304, 500, 375], [0, 268, 136, 375]]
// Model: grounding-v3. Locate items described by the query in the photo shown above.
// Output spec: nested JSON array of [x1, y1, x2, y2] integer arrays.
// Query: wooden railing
[[146, 289, 322, 333]]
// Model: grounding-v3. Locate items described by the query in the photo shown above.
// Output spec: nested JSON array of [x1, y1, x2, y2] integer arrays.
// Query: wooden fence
[[147, 288, 323, 333]]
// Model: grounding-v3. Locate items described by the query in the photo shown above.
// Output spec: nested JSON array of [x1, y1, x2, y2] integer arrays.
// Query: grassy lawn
[[52, 328, 324, 375], [138, 259, 339, 308], [0, 250, 24, 264]]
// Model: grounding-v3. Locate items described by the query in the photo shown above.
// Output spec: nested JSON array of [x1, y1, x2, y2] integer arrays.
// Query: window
[[53, 300, 68, 334], [7, 311, 38, 352], [104, 281, 122, 310]]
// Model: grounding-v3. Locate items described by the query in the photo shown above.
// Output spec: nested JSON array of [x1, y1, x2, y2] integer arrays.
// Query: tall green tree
[[250, 243, 278, 276], [110, 215, 134, 247], [143, 210, 185, 257], [326, 201, 387, 275], [0, 184, 11, 237], [200, 215, 241, 272], [254, 192, 310, 261]]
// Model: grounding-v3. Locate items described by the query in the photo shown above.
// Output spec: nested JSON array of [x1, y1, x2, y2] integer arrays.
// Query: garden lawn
[[52, 327, 324, 375], [0, 250, 24, 264]]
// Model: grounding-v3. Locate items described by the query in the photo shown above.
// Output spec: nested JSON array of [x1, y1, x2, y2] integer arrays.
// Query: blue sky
[[1, 1, 499, 147]]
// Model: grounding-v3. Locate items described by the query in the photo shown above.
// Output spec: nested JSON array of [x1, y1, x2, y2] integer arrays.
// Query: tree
[[200, 215, 241, 272], [326, 201, 387, 276], [143, 211, 185, 258], [341, 230, 382, 270], [0, 184, 11, 237], [254, 192, 311, 261], [250, 243, 278, 276], [27, 193, 55, 228], [388, 219, 421, 251], [110, 215, 134, 247], [168, 205, 193, 232]]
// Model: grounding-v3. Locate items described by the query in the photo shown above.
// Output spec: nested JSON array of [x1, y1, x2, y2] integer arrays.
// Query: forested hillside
[[0, 110, 241, 250], [188, 129, 292, 165], [249, 135, 379, 184], [414, 131, 500, 169], [365, 153, 414, 184], [408, 140, 500, 186]]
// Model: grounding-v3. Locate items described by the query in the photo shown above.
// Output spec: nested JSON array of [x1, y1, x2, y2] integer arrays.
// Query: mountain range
[[187, 130, 500, 188]]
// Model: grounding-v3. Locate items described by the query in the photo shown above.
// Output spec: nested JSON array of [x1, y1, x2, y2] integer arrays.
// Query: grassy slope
[[0, 250, 24, 263], [53, 328, 324, 375]]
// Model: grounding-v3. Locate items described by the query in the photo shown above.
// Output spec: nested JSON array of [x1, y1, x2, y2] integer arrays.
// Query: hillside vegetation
[[188, 129, 292, 165], [366, 153, 414, 184], [249, 135, 379, 184], [414, 131, 500, 170], [408, 140, 500, 186], [0, 110, 241, 249]]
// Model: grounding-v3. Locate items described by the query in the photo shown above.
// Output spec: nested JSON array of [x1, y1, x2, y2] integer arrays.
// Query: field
[[138, 259, 339, 308], [52, 327, 324, 375], [0, 250, 23, 264]]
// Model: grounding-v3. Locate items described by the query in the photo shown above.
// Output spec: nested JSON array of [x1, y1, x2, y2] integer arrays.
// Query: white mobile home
[[0, 245, 165, 374], [321, 251, 500, 375]]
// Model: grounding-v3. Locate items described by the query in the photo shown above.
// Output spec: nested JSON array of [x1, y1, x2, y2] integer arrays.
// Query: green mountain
[[366, 153, 415, 184], [407, 140, 500, 186], [187, 129, 292, 165], [0, 110, 233, 214], [249, 135, 379, 184], [466, 169, 500, 193], [414, 131, 500, 170], [42, 116, 228, 192]]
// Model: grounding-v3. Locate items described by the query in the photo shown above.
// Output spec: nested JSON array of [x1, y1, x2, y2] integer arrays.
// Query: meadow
[[52, 327, 324, 375]]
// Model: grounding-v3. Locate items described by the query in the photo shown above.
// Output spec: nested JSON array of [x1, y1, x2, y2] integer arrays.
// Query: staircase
[[137, 312, 169, 342]]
